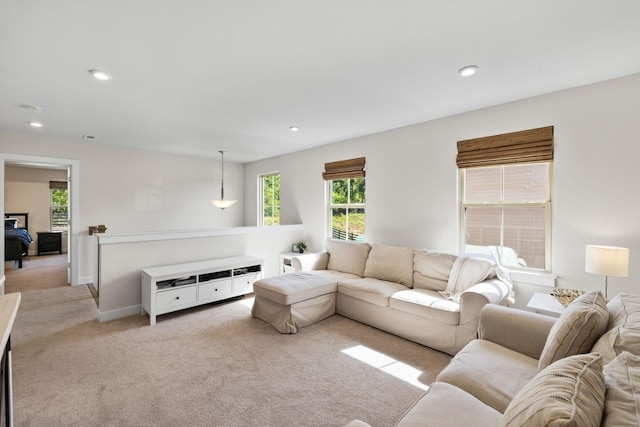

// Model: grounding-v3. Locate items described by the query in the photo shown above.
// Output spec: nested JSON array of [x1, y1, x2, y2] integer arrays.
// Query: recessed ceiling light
[[89, 69, 112, 81], [27, 121, 43, 128], [289, 126, 300, 132], [458, 65, 478, 77]]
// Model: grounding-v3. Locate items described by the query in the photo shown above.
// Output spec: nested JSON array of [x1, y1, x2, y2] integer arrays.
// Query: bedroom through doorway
[[1, 153, 80, 292]]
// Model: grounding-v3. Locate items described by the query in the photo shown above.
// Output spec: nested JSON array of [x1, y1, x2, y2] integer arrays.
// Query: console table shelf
[[141, 256, 263, 325]]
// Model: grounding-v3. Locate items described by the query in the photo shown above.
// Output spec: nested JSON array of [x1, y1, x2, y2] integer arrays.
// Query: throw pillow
[[593, 294, 640, 365], [602, 351, 640, 427], [363, 244, 414, 287], [412, 250, 457, 291], [500, 353, 605, 427], [325, 239, 371, 277], [538, 290, 608, 370]]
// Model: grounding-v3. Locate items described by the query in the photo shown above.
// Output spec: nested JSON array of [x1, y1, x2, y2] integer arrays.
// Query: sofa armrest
[[478, 304, 556, 360], [458, 278, 512, 324], [291, 252, 329, 272]]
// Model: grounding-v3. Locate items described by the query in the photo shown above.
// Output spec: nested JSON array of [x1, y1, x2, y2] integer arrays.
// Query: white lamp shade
[[585, 245, 629, 277], [210, 199, 237, 209]]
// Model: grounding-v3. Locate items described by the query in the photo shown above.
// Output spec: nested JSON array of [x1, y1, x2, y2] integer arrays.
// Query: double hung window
[[458, 127, 553, 271], [50, 180, 69, 230], [259, 173, 280, 226], [323, 157, 366, 241]]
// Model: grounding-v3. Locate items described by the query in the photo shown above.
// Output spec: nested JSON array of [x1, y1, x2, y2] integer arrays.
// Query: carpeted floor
[[4, 255, 451, 426]]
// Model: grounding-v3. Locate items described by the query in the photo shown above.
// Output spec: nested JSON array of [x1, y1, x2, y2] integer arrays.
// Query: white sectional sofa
[[251, 239, 513, 355], [346, 291, 640, 427]]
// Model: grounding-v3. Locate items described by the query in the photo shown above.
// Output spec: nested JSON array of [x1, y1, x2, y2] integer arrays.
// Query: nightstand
[[37, 231, 63, 255], [526, 292, 565, 318]]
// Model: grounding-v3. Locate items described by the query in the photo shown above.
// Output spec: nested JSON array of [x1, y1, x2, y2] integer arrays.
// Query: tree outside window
[[329, 177, 365, 241], [260, 173, 280, 226], [51, 188, 69, 230]]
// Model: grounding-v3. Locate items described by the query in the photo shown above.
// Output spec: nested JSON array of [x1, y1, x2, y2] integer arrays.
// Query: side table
[[526, 292, 565, 318], [279, 252, 318, 274], [37, 231, 63, 255], [279, 252, 300, 274]]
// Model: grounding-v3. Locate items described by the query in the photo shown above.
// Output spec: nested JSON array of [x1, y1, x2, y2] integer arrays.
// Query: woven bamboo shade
[[457, 126, 553, 169], [322, 157, 366, 180]]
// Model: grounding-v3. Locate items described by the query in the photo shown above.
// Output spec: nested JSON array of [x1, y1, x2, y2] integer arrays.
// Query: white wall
[[0, 133, 246, 283], [244, 73, 640, 308]]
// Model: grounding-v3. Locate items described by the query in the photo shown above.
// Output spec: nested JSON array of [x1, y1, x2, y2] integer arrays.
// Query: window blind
[[322, 157, 366, 180], [49, 181, 68, 190], [456, 126, 553, 169]]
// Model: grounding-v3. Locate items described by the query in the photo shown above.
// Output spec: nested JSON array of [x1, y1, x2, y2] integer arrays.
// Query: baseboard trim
[[78, 276, 93, 285], [97, 305, 141, 322]]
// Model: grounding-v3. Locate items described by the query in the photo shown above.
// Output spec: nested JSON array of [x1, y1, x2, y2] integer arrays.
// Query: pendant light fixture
[[210, 150, 237, 210]]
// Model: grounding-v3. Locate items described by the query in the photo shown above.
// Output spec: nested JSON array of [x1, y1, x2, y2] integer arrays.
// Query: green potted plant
[[295, 240, 307, 253]]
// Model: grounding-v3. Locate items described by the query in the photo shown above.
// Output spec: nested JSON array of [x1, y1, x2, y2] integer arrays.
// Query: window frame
[[326, 177, 366, 241], [50, 187, 69, 231], [458, 162, 553, 272], [258, 172, 280, 226]]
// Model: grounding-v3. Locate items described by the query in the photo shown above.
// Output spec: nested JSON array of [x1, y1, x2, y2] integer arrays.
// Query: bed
[[5, 213, 33, 268]]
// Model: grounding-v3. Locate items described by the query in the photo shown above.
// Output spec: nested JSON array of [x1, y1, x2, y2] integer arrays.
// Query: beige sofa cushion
[[253, 271, 343, 305], [325, 239, 371, 277], [538, 290, 608, 370], [339, 278, 407, 307], [436, 339, 539, 413], [602, 351, 640, 427], [390, 289, 460, 326], [395, 382, 502, 427], [593, 293, 640, 364], [500, 352, 605, 427], [363, 244, 414, 287], [412, 250, 456, 291]]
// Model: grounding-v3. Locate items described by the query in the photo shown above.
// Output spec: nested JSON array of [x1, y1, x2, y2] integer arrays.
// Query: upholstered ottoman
[[251, 271, 345, 333]]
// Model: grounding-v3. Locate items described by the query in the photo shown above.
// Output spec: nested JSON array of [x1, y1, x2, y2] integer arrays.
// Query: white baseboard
[[97, 305, 141, 322], [78, 276, 93, 286]]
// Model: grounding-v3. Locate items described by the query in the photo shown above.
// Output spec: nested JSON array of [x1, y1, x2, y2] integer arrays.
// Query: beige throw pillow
[[363, 244, 414, 287], [538, 290, 608, 370], [500, 353, 605, 427], [325, 239, 371, 277], [593, 294, 640, 364], [412, 250, 456, 291], [602, 351, 640, 427]]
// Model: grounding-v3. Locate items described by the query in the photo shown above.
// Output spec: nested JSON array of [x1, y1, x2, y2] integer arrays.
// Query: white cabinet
[[141, 256, 262, 325]]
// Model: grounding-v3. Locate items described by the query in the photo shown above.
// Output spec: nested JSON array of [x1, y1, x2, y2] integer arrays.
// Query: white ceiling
[[2, 1, 639, 163]]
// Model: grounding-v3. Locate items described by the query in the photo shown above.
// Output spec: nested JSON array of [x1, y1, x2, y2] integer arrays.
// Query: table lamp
[[585, 245, 629, 299]]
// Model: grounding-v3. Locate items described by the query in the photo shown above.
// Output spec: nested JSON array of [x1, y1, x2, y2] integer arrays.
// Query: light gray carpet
[[5, 255, 451, 426]]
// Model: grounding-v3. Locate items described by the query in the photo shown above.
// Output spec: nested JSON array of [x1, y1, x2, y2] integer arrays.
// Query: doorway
[[1, 154, 80, 290]]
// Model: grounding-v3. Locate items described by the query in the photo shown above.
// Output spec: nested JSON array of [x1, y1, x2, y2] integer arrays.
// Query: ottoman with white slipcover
[[251, 271, 350, 333]]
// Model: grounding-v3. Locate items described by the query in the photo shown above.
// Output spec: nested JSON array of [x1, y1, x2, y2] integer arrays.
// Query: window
[[457, 127, 553, 271], [50, 181, 69, 230], [259, 173, 280, 226], [323, 157, 366, 241]]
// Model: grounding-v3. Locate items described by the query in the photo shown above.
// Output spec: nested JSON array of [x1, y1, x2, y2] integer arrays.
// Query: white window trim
[[258, 172, 280, 226], [325, 180, 365, 241]]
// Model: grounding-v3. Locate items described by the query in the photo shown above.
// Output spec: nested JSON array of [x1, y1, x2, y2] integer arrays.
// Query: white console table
[[141, 256, 262, 325]]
